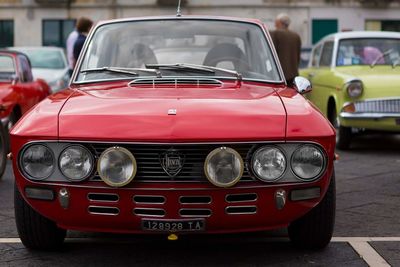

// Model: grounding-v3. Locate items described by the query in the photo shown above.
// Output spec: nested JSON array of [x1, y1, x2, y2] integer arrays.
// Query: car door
[[305, 40, 335, 117], [15, 55, 49, 114]]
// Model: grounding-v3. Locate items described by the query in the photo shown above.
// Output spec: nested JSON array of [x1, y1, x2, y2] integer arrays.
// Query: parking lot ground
[[0, 237, 368, 267], [371, 242, 400, 267]]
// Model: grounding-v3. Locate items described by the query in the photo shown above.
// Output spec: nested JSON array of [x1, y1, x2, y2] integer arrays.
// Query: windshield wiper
[[145, 63, 242, 81], [370, 49, 393, 68], [80, 67, 161, 77]]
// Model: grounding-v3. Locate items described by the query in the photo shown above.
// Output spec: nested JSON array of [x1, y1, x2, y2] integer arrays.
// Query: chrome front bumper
[[340, 112, 400, 119]]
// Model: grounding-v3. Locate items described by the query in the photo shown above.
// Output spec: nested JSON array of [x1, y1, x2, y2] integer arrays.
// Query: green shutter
[[312, 19, 338, 45]]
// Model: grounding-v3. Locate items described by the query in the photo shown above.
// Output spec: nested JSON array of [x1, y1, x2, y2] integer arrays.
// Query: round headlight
[[204, 147, 244, 187], [252, 146, 286, 182], [97, 147, 137, 187], [21, 144, 55, 180], [59, 145, 94, 181], [291, 145, 325, 181], [346, 81, 363, 98]]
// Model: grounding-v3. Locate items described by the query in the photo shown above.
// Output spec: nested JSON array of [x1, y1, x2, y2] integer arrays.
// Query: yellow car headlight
[[204, 147, 244, 188], [97, 147, 137, 187]]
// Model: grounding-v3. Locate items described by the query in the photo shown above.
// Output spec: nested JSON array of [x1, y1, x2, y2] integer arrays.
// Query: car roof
[[0, 49, 28, 57], [95, 15, 265, 28], [324, 31, 400, 41], [8, 46, 65, 52]]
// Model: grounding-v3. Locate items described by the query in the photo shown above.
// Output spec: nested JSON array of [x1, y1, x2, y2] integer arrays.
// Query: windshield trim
[[70, 17, 285, 86], [71, 76, 284, 87]]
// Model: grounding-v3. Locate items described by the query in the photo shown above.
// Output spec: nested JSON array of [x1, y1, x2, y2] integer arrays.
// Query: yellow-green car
[[301, 31, 400, 149]]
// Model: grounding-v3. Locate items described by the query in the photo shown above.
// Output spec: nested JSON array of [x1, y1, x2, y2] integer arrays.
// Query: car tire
[[288, 172, 336, 250], [336, 125, 352, 150], [14, 184, 66, 250], [5, 109, 20, 153], [329, 106, 352, 150], [0, 123, 7, 179]]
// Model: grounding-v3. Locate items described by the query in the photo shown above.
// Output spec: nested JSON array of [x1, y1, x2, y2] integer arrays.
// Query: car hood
[[58, 81, 287, 142], [32, 68, 67, 83], [335, 66, 400, 99]]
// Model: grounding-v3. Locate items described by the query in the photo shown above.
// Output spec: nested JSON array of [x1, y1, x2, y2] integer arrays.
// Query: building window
[[0, 20, 14, 48], [366, 20, 400, 32], [42, 19, 76, 48]]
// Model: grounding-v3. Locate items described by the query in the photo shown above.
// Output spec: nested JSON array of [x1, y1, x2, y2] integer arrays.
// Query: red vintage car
[[0, 50, 50, 177], [11, 16, 336, 250], [0, 50, 50, 131]]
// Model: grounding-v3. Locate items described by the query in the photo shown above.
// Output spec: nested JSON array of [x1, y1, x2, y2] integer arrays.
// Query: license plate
[[142, 219, 205, 232]]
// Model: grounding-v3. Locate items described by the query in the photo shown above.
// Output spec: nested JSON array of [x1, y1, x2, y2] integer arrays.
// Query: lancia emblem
[[168, 109, 177, 115], [160, 149, 185, 177]]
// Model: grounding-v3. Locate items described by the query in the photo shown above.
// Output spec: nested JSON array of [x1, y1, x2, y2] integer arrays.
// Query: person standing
[[270, 13, 301, 86], [66, 26, 78, 76], [73, 17, 93, 67]]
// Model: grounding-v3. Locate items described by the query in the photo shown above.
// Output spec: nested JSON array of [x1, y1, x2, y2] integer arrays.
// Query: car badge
[[160, 149, 185, 177], [168, 109, 177, 115]]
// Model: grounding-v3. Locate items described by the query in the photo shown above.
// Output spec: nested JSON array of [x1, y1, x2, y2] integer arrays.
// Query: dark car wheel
[[330, 107, 352, 150], [0, 123, 6, 179], [14, 184, 66, 250], [288, 171, 336, 250]]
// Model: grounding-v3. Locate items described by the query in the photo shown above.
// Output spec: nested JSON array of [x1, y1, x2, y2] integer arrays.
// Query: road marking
[[0, 237, 400, 243], [349, 241, 390, 267]]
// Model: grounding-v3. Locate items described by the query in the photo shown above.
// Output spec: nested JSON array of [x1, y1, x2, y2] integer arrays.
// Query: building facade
[[0, 0, 399, 48]]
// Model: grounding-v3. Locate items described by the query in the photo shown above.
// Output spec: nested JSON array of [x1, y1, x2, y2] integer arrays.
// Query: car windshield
[[76, 19, 281, 83], [337, 38, 400, 66], [0, 55, 16, 81], [19, 49, 66, 69]]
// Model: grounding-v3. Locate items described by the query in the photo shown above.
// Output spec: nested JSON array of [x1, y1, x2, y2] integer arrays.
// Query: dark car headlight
[[21, 144, 55, 180], [291, 145, 326, 181], [59, 145, 94, 181], [252, 146, 286, 182]]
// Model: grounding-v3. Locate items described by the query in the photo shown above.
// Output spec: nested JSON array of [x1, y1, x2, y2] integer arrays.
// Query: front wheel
[[330, 107, 352, 150], [288, 172, 336, 250], [14, 184, 66, 250], [0, 123, 6, 179]]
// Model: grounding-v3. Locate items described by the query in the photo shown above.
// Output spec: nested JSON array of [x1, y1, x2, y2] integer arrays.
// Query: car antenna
[[176, 0, 182, 17]]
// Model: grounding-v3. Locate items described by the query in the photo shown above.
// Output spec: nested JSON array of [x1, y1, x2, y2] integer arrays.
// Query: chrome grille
[[355, 98, 400, 113], [90, 143, 256, 182]]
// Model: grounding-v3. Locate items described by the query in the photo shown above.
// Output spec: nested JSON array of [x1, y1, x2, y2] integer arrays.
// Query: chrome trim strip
[[87, 193, 119, 203], [341, 112, 400, 119], [225, 206, 257, 215], [88, 206, 120, 216], [225, 193, 258, 203], [179, 196, 212, 204], [179, 208, 212, 218], [133, 208, 166, 217], [133, 195, 166, 204]]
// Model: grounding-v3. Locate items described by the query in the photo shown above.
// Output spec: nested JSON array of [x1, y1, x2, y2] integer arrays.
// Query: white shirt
[[66, 30, 79, 69]]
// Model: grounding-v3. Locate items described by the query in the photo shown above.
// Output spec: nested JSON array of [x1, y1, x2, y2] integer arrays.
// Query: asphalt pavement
[[0, 132, 399, 266]]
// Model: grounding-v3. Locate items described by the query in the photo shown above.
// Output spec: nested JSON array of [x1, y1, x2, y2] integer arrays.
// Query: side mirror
[[293, 76, 312, 94], [11, 74, 19, 85]]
